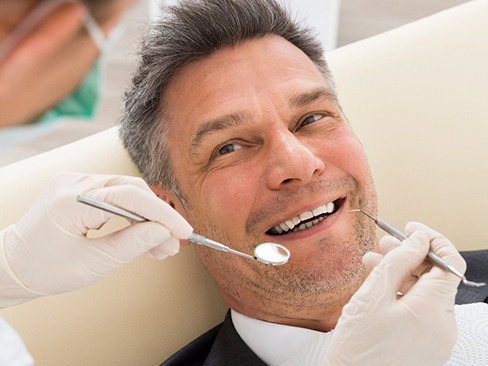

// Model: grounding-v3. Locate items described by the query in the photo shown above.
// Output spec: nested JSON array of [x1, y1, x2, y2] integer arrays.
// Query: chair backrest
[[0, 1, 486, 364], [327, 0, 488, 250]]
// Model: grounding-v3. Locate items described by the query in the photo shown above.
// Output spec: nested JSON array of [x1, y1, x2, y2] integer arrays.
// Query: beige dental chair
[[0, 1, 487, 364]]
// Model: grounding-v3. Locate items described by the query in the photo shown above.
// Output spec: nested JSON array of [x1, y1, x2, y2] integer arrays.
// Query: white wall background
[[279, 0, 340, 51], [149, 0, 340, 52]]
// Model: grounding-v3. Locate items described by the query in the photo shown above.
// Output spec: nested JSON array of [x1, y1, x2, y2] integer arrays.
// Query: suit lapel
[[203, 311, 267, 366]]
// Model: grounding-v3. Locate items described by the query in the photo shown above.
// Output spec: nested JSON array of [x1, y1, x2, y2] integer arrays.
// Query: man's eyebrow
[[288, 87, 338, 109], [191, 111, 252, 153], [190, 88, 336, 153]]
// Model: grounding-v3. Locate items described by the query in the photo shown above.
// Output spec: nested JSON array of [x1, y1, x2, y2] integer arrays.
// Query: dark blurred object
[[456, 250, 488, 304]]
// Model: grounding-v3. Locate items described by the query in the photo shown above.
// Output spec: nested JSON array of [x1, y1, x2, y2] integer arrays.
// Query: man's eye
[[216, 143, 242, 156], [301, 113, 324, 127]]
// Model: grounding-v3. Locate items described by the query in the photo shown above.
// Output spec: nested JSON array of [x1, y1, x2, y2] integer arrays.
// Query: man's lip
[[265, 197, 345, 237]]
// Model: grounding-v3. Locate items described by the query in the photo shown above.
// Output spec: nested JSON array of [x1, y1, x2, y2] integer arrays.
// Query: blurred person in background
[[0, 0, 137, 127]]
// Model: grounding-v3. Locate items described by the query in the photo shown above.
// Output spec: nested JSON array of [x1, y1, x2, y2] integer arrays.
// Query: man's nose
[[265, 131, 325, 189]]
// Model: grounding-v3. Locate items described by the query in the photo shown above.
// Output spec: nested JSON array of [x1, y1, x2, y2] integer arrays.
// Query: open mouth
[[266, 198, 343, 236]]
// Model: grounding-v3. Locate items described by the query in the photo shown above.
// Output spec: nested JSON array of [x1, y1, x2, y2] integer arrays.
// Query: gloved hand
[[322, 222, 466, 366], [0, 172, 192, 307], [0, 317, 34, 366]]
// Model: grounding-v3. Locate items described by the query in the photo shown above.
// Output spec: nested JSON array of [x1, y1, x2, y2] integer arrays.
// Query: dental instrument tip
[[462, 279, 486, 287], [348, 209, 377, 222]]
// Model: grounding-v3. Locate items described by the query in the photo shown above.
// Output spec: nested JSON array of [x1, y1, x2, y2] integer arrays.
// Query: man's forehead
[[162, 35, 329, 136], [164, 35, 321, 91]]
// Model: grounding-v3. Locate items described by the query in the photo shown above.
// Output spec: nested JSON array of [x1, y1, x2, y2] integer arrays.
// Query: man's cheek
[[333, 141, 369, 174]]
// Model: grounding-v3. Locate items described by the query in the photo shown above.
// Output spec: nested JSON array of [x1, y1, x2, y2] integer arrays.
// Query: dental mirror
[[253, 242, 290, 265], [77, 194, 291, 266]]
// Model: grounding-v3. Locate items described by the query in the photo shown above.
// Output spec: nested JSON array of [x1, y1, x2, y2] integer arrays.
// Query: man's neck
[[225, 293, 345, 332]]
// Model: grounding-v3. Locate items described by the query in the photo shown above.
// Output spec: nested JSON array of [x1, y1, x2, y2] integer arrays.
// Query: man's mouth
[[266, 198, 342, 236]]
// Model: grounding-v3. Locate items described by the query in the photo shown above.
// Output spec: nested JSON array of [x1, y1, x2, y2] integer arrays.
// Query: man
[[118, 0, 487, 364], [120, 0, 377, 331]]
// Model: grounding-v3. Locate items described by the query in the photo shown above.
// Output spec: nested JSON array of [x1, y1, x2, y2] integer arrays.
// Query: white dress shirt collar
[[231, 310, 331, 366]]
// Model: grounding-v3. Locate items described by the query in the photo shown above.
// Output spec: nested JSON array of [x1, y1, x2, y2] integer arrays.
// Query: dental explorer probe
[[348, 209, 486, 287], [76, 194, 290, 266], [349, 209, 485, 288]]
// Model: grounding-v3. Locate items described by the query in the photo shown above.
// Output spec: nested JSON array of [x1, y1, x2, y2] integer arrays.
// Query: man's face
[[157, 35, 378, 331]]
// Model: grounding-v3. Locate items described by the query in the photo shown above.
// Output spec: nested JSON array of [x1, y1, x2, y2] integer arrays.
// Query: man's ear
[[150, 184, 177, 209]]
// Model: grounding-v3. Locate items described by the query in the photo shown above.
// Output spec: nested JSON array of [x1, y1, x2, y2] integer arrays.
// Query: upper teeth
[[271, 202, 335, 234]]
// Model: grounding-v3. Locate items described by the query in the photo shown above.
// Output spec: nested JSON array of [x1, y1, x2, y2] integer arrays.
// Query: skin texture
[[152, 35, 379, 332], [0, 0, 137, 127]]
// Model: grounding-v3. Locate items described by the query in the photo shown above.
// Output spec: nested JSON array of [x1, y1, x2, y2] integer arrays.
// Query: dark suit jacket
[[456, 250, 488, 304], [161, 311, 265, 366], [162, 250, 488, 366]]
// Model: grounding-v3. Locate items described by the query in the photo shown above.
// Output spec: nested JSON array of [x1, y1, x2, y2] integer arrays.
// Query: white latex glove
[[0, 317, 34, 366], [0, 172, 192, 307], [322, 222, 466, 366]]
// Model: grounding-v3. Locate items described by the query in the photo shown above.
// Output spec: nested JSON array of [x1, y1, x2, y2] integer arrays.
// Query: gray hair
[[118, 0, 334, 200]]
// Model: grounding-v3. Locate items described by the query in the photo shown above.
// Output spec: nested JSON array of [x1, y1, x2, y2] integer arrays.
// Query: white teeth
[[284, 219, 295, 230], [299, 211, 313, 221], [270, 201, 337, 235], [312, 206, 327, 216]]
